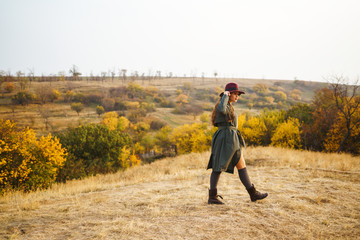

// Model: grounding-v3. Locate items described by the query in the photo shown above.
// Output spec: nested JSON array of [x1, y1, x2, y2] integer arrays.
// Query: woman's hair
[[211, 96, 235, 126]]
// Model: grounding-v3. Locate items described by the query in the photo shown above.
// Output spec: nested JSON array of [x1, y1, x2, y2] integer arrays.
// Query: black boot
[[246, 184, 268, 202], [208, 189, 224, 204]]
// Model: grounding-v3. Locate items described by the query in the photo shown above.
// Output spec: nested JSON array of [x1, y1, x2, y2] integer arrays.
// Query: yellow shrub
[[271, 118, 302, 149], [170, 123, 211, 154], [241, 116, 267, 145], [0, 120, 67, 192], [118, 147, 141, 168], [176, 94, 189, 105], [124, 101, 140, 109], [118, 116, 130, 131], [101, 112, 118, 130]]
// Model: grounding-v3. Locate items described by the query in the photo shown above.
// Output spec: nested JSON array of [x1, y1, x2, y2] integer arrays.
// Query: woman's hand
[[224, 91, 230, 96]]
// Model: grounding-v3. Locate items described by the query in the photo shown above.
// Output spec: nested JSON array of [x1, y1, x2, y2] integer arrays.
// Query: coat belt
[[217, 126, 247, 149], [217, 126, 237, 131]]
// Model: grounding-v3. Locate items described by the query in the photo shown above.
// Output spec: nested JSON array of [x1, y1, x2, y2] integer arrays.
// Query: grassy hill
[[1, 146, 359, 239], [0, 77, 327, 135]]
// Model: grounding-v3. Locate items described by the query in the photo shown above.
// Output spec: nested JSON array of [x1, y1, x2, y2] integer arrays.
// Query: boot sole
[[208, 200, 224, 204]]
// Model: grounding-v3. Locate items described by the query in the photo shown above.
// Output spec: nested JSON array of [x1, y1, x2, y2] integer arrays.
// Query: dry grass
[[1, 146, 359, 240]]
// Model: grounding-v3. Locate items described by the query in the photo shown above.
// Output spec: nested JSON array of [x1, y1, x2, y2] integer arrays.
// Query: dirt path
[[2, 162, 359, 240]]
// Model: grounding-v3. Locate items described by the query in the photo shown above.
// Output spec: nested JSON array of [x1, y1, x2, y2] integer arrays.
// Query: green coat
[[207, 94, 244, 174]]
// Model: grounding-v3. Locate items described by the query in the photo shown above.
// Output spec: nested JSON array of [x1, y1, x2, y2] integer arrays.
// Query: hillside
[[0, 77, 327, 135], [1, 146, 359, 239]]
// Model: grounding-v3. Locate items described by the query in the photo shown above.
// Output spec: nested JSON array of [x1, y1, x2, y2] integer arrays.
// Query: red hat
[[220, 82, 245, 96]]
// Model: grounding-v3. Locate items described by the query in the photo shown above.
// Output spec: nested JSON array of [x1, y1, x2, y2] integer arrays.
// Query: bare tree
[[36, 85, 51, 104], [156, 70, 161, 80], [58, 71, 66, 82], [38, 106, 51, 130], [69, 65, 81, 81], [17, 71, 28, 90], [89, 71, 95, 81], [141, 73, 145, 84], [27, 68, 35, 86], [131, 71, 138, 81], [0, 70, 5, 97], [121, 69, 127, 84], [214, 71, 218, 82], [117, 68, 122, 83], [329, 76, 360, 153], [110, 69, 116, 82], [101, 71, 107, 84]]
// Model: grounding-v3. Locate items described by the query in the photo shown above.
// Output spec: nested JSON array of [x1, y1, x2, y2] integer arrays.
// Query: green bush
[[56, 124, 131, 181]]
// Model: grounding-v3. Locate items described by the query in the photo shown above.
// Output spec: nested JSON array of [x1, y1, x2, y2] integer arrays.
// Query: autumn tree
[[64, 90, 74, 102], [35, 87, 60, 104], [3, 82, 15, 93], [285, 103, 314, 149], [50, 89, 61, 102], [127, 82, 144, 99], [0, 120, 67, 192], [274, 91, 287, 101], [11, 91, 34, 105], [154, 125, 173, 155], [176, 94, 189, 105], [311, 88, 339, 151], [327, 76, 360, 153], [96, 105, 105, 116], [253, 83, 269, 96], [71, 102, 84, 116]]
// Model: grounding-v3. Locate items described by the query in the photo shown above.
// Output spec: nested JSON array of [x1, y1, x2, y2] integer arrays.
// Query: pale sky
[[1, 0, 360, 82]]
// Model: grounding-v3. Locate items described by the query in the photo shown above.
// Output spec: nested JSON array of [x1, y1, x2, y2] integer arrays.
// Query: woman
[[207, 82, 268, 204]]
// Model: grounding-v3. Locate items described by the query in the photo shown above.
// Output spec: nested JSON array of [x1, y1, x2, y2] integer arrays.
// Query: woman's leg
[[236, 151, 268, 202], [210, 171, 221, 190], [236, 152, 252, 189], [208, 170, 224, 204]]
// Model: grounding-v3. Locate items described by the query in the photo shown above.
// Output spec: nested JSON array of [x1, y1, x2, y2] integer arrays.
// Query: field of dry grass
[[1, 146, 359, 240]]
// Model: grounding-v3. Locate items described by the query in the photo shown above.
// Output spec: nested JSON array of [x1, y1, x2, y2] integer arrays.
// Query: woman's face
[[229, 92, 240, 103]]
